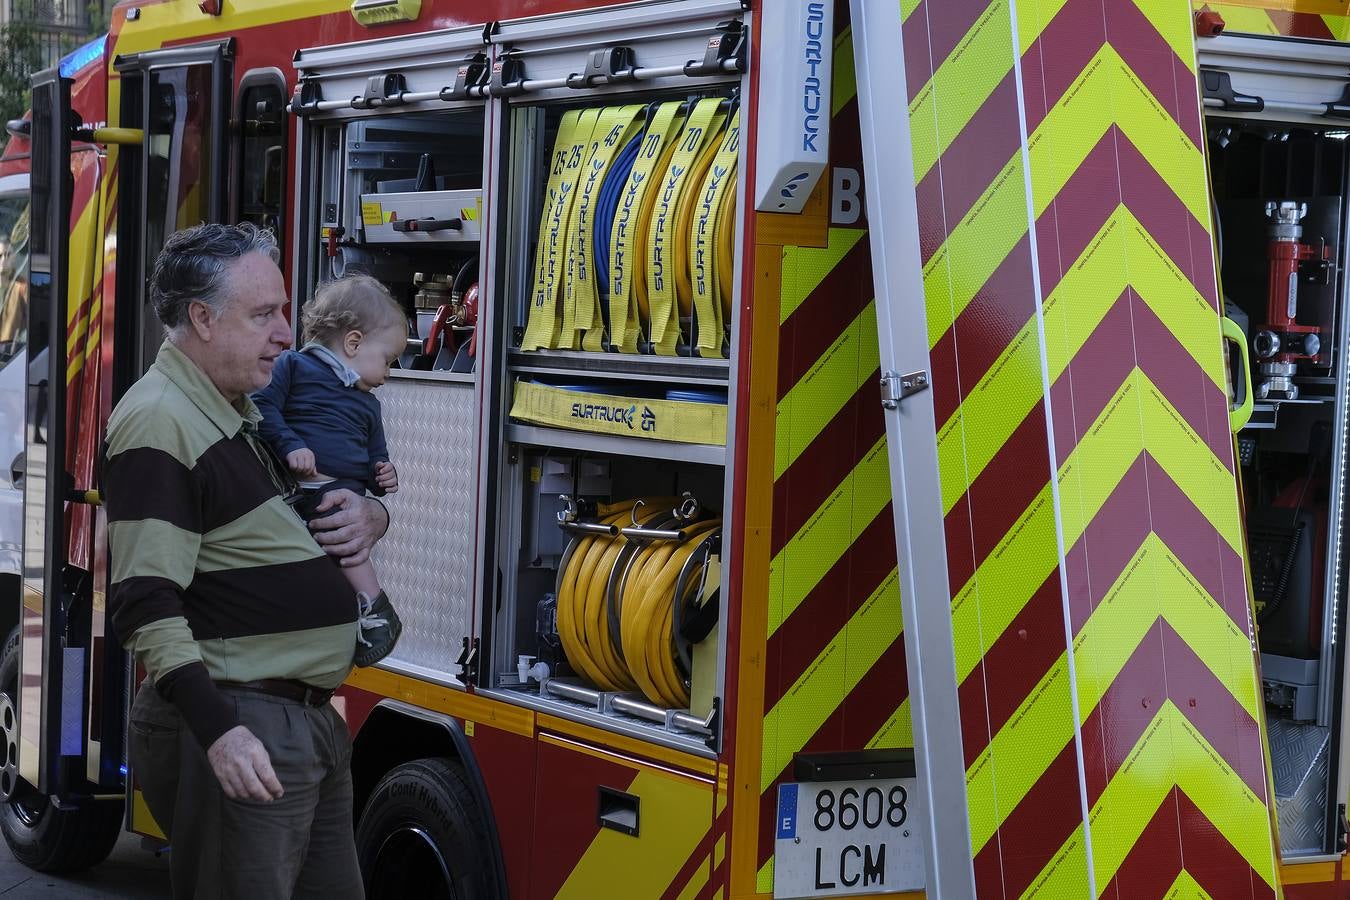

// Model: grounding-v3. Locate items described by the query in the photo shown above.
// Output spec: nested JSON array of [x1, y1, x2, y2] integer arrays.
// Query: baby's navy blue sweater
[[252, 349, 388, 494]]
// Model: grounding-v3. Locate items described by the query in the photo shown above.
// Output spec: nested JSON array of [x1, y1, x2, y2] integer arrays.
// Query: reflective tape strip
[[522, 109, 593, 351], [690, 109, 741, 358], [608, 101, 688, 353], [647, 97, 726, 355]]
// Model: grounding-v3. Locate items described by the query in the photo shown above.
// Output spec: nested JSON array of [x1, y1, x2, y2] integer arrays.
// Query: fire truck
[[10, 0, 1350, 897]]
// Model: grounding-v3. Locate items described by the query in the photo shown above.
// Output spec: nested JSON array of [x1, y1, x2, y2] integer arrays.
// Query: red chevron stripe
[[931, 126, 1219, 432], [928, 233, 1036, 427], [972, 738, 1082, 899], [901, 2, 935, 107], [1265, 10, 1337, 40], [1036, 127, 1217, 304], [901, 0, 991, 105], [959, 449, 1253, 768], [1108, 786, 1276, 900], [978, 619, 1267, 898], [958, 570, 1065, 769], [915, 73, 1022, 266], [944, 400, 1056, 590], [1048, 287, 1232, 467], [771, 375, 881, 555], [758, 637, 909, 867], [764, 503, 897, 708], [776, 234, 875, 399], [1021, 0, 1203, 148]]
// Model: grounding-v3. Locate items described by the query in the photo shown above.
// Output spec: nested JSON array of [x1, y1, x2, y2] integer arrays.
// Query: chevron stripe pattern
[[753, 17, 915, 893], [900, 0, 1281, 897], [1195, 1, 1350, 39]]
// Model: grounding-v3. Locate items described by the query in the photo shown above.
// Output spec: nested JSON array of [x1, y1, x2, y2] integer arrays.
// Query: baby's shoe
[[355, 591, 402, 667]]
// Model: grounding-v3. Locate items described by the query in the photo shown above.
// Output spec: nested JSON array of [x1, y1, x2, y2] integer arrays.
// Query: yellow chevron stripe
[[925, 44, 1206, 351], [774, 302, 878, 480], [1025, 704, 1277, 896], [868, 697, 914, 751], [937, 205, 1228, 516], [901, 0, 922, 23], [969, 532, 1257, 854], [910, 3, 1015, 187], [952, 370, 1243, 692], [1130, 2, 1198, 71], [1210, 0, 1345, 13], [556, 769, 713, 899], [769, 438, 889, 637], [762, 569, 901, 791], [779, 228, 867, 324], [758, 859, 773, 895], [1163, 870, 1215, 900]]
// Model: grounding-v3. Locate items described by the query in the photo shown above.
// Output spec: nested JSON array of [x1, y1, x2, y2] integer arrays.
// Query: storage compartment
[[312, 108, 486, 375], [478, 2, 746, 755], [1208, 115, 1350, 857], [493, 446, 725, 747]]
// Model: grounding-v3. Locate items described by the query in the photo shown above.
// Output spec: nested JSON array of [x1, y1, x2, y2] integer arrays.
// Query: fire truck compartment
[[1205, 34, 1350, 858]]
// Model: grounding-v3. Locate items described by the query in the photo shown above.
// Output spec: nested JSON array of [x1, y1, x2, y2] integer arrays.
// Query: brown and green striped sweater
[[105, 341, 358, 749]]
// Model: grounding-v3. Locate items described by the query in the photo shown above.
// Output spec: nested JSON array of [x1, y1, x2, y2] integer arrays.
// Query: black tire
[[0, 627, 123, 872], [356, 758, 497, 900]]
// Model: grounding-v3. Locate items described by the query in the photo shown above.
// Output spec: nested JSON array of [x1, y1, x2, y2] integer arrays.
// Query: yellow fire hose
[[524, 97, 739, 356], [554, 498, 720, 709]]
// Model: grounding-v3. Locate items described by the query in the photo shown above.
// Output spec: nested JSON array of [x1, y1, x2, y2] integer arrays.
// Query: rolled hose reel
[[555, 497, 720, 709]]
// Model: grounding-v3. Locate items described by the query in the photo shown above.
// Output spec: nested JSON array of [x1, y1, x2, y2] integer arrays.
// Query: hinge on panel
[[354, 73, 408, 109], [1337, 804, 1348, 854], [1199, 69, 1263, 113], [880, 370, 929, 410], [455, 636, 481, 687], [488, 51, 526, 98]]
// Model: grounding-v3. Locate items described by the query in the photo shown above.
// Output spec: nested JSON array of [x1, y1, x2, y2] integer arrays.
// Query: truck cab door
[[111, 39, 232, 383], [20, 66, 78, 798]]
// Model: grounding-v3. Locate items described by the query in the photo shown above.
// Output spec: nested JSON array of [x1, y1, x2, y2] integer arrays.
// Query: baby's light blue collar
[[302, 342, 361, 388]]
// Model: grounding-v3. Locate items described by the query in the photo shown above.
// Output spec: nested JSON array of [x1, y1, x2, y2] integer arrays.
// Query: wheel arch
[[349, 699, 507, 895]]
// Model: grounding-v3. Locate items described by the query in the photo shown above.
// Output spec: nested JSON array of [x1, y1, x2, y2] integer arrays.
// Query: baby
[[254, 274, 406, 667]]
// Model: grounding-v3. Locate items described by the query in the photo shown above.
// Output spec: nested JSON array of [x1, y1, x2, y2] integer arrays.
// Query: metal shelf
[[508, 348, 729, 384], [506, 424, 726, 466]]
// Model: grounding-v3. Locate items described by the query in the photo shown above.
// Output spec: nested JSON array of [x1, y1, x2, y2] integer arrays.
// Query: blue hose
[[594, 132, 643, 300]]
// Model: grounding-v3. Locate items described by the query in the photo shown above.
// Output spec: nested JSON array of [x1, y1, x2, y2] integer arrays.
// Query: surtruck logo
[[612, 171, 647, 297], [570, 403, 658, 432], [802, 2, 826, 153], [651, 164, 686, 292], [538, 180, 574, 306], [693, 163, 731, 295]]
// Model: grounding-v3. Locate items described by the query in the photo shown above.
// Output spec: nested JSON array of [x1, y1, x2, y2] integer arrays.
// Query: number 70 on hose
[[772, 778, 925, 898]]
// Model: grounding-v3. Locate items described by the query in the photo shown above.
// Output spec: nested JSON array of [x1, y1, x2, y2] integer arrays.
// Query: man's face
[[192, 251, 292, 401]]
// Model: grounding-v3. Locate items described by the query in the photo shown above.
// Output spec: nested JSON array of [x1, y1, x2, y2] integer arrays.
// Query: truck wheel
[[0, 627, 122, 872], [356, 757, 498, 900]]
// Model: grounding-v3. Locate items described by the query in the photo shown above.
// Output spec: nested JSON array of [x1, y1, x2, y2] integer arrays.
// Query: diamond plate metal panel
[[372, 377, 477, 678], [1268, 717, 1330, 854]]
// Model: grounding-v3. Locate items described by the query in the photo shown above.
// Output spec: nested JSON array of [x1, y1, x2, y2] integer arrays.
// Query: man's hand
[[286, 448, 317, 477], [207, 725, 284, 802], [310, 488, 390, 567], [374, 461, 398, 494]]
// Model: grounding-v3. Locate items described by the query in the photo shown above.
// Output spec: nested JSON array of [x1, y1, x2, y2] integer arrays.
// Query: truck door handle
[[597, 787, 639, 836]]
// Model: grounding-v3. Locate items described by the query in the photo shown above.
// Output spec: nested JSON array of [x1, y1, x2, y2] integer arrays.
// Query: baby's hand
[[286, 448, 317, 477], [375, 461, 398, 494]]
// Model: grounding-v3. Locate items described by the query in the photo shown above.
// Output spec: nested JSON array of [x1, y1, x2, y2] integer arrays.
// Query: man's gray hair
[[150, 223, 281, 336]]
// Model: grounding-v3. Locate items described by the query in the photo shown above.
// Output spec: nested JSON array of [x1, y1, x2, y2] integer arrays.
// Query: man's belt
[[216, 679, 335, 707]]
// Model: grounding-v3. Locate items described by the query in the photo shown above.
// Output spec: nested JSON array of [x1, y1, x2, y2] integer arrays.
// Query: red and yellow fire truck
[[14, 0, 1350, 897]]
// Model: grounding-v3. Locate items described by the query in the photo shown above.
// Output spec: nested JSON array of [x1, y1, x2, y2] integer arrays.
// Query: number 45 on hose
[[772, 750, 925, 898]]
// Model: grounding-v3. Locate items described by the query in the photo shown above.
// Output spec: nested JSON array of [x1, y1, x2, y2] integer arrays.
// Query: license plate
[[772, 778, 923, 898]]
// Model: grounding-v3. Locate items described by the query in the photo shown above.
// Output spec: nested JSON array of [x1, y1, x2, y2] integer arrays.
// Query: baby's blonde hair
[[301, 275, 405, 345]]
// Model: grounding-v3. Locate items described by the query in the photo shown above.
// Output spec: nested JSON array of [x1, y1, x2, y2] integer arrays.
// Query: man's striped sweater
[[105, 341, 358, 749]]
